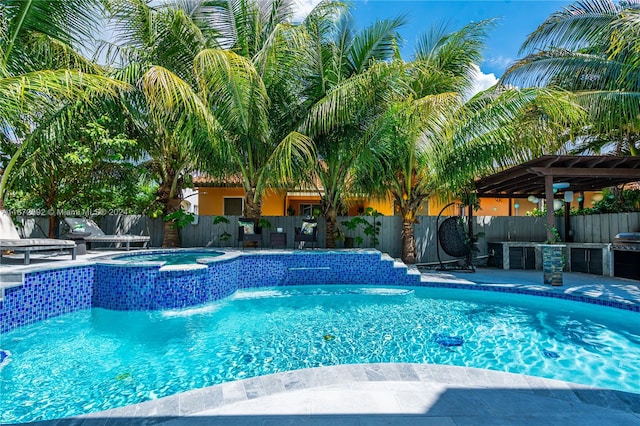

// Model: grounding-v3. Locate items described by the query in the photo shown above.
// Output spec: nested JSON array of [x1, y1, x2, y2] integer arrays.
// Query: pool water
[[112, 250, 222, 265], [1, 286, 639, 423]]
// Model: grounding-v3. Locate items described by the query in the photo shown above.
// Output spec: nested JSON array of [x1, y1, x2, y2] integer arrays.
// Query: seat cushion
[[0, 238, 76, 247], [64, 218, 106, 236], [0, 210, 21, 239], [238, 220, 255, 235], [301, 221, 317, 235]]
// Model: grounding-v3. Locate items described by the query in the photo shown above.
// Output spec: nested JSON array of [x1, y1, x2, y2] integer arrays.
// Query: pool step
[[380, 253, 422, 284]]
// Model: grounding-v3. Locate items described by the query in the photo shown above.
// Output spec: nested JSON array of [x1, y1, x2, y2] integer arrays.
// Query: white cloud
[[292, 0, 324, 22], [486, 55, 515, 71], [466, 64, 498, 99]]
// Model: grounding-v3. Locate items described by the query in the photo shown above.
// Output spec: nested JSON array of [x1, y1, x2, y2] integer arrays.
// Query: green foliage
[[258, 218, 272, 230], [502, 0, 640, 156], [341, 216, 366, 247], [576, 189, 640, 214], [6, 116, 145, 216], [164, 209, 194, 230], [525, 189, 640, 217], [213, 216, 231, 245], [341, 207, 383, 248], [545, 224, 562, 244]]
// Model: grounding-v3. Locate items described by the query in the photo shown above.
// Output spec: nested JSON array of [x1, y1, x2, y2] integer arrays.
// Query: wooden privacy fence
[[14, 212, 640, 262]]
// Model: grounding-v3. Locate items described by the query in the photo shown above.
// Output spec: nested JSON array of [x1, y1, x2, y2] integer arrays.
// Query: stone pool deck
[[1, 250, 639, 425]]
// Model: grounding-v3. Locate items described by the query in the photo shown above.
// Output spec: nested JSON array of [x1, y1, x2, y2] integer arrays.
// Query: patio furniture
[[238, 218, 262, 248], [64, 231, 91, 255], [270, 231, 287, 248], [0, 210, 76, 264], [295, 218, 318, 249], [64, 217, 150, 250], [435, 203, 473, 271]]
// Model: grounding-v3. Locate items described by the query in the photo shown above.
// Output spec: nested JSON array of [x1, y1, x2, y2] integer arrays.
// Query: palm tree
[[102, 0, 222, 247], [501, 0, 640, 156], [104, 0, 314, 246], [195, 0, 315, 219], [297, 1, 407, 248], [0, 0, 128, 210], [357, 21, 585, 263]]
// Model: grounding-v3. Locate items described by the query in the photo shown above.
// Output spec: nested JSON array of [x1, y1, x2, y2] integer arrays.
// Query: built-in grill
[[613, 232, 640, 251], [613, 232, 640, 280]]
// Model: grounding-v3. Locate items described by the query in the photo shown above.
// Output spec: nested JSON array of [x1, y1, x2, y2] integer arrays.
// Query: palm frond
[[520, 0, 620, 55], [194, 48, 269, 139], [347, 15, 406, 74], [2, 0, 103, 66]]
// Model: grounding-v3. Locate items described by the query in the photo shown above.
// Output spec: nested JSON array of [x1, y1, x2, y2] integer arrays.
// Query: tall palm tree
[[297, 1, 407, 248], [364, 20, 492, 263], [102, 0, 222, 246], [0, 0, 128, 209], [104, 0, 314, 246], [196, 0, 315, 218], [357, 21, 585, 263], [501, 0, 640, 156]]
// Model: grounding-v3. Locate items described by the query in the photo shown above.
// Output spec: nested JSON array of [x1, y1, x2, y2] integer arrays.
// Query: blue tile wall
[[1, 251, 419, 332], [3, 251, 634, 335], [0, 266, 94, 333], [237, 252, 420, 288]]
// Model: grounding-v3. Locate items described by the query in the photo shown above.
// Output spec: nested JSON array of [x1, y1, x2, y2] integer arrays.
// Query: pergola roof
[[474, 155, 640, 198]]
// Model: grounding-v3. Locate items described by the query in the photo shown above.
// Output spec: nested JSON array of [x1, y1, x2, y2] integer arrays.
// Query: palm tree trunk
[[162, 195, 182, 247], [48, 215, 58, 239], [159, 179, 182, 247], [244, 188, 262, 218], [162, 217, 180, 247], [401, 217, 417, 264], [325, 206, 337, 248]]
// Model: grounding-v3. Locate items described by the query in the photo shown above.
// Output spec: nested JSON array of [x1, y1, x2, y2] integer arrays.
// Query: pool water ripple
[[1, 286, 639, 423]]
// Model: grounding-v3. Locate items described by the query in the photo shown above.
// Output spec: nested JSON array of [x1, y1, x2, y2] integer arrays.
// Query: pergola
[[474, 155, 640, 241]]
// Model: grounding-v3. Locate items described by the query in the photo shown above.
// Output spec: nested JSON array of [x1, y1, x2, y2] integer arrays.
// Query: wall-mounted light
[[577, 196, 584, 202], [592, 193, 604, 202]]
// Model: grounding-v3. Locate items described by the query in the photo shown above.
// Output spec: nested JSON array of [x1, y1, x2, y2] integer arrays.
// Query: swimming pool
[[1, 285, 638, 423]]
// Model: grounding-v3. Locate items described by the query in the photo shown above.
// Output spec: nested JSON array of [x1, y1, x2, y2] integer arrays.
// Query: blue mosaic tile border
[[0, 266, 94, 333], [415, 281, 640, 312], [93, 252, 420, 310]]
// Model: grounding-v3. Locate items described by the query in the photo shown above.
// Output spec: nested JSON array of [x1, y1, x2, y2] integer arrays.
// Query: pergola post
[[545, 174, 555, 241]]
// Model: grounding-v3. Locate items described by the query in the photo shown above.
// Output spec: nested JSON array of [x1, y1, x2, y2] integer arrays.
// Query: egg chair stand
[[435, 203, 475, 272]]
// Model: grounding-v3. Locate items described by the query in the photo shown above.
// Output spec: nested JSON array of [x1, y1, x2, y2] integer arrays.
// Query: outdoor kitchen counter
[[488, 241, 613, 277]]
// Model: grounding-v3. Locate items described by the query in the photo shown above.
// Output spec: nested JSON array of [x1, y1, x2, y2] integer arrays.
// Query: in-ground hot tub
[[93, 250, 421, 310]]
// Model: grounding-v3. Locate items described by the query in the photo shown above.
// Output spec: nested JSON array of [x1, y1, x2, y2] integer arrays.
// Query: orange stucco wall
[[261, 189, 286, 216], [196, 186, 602, 217], [346, 196, 394, 216], [196, 187, 244, 216], [196, 187, 286, 216]]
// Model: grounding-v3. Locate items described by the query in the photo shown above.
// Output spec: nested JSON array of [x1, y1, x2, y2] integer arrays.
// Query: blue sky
[[296, 0, 574, 84]]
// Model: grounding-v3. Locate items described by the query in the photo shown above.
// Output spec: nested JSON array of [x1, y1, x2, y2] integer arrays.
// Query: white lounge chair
[[0, 210, 76, 264], [64, 217, 150, 250]]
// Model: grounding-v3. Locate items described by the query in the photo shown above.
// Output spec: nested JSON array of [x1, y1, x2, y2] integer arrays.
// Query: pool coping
[[74, 363, 640, 424]]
